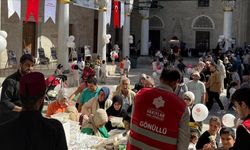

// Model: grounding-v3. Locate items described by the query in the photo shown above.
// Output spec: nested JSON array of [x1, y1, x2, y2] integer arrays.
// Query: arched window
[[192, 15, 215, 30], [149, 16, 164, 29]]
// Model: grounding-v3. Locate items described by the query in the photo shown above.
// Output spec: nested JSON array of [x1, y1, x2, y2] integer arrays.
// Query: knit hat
[[20, 72, 46, 99], [183, 91, 195, 103], [93, 109, 108, 127]]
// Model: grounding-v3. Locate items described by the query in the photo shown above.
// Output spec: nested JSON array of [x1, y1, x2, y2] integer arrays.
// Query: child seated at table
[[46, 90, 72, 117]]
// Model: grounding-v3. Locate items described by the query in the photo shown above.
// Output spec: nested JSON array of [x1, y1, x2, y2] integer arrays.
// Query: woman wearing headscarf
[[175, 76, 188, 98], [81, 87, 112, 118], [81, 109, 109, 138], [105, 95, 127, 131]]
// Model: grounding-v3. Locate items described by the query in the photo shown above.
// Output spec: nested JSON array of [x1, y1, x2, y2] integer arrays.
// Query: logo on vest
[[153, 96, 165, 108], [146, 96, 166, 121]]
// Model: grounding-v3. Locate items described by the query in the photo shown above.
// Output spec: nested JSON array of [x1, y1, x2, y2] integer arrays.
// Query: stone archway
[[192, 15, 215, 30], [192, 15, 215, 54], [149, 15, 164, 29], [149, 16, 164, 55]]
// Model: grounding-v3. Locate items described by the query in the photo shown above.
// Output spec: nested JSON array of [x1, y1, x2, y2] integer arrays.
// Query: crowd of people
[[147, 48, 250, 150], [0, 50, 250, 150]]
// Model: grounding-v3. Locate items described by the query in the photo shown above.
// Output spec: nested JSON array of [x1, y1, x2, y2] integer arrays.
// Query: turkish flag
[[26, 0, 40, 23], [113, 1, 120, 29]]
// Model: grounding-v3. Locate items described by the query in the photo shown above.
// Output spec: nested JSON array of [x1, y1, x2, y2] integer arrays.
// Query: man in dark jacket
[[0, 54, 34, 125], [230, 88, 250, 150], [0, 72, 68, 150]]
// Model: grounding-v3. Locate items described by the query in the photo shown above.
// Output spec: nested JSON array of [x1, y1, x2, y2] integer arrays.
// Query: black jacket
[[0, 71, 22, 124], [0, 111, 68, 150], [196, 130, 220, 150], [230, 114, 250, 150]]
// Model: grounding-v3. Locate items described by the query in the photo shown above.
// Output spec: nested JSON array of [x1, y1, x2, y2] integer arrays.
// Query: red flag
[[113, 1, 120, 29], [26, 0, 40, 23]]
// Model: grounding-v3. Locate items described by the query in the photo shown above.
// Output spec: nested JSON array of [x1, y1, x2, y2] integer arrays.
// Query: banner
[[120, 1, 124, 27], [8, 0, 21, 19], [113, 1, 120, 29], [106, 0, 112, 25], [44, 0, 57, 23], [26, 0, 40, 23]]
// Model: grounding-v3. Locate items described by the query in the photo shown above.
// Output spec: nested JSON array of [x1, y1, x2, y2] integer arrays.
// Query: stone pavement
[[0, 56, 196, 86], [0, 56, 238, 132]]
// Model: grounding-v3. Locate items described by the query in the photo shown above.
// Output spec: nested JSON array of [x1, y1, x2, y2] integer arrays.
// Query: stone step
[[137, 56, 153, 66]]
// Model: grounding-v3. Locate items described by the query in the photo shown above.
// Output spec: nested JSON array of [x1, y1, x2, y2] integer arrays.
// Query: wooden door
[[149, 30, 161, 56], [195, 31, 210, 53], [23, 22, 37, 56]]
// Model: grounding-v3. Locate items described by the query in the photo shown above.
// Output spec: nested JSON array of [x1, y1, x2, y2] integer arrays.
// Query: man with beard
[[0, 72, 68, 150], [0, 54, 34, 125], [113, 77, 135, 111]]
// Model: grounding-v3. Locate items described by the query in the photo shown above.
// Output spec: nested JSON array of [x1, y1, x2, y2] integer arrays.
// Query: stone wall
[[130, 0, 250, 53]]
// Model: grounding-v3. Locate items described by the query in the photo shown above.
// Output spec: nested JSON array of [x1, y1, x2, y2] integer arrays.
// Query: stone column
[[238, 0, 247, 46], [97, 0, 108, 61], [140, 9, 149, 56], [139, 0, 151, 56], [0, 0, 1, 29], [222, 0, 235, 52], [58, 2, 69, 69], [122, 0, 133, 58]]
